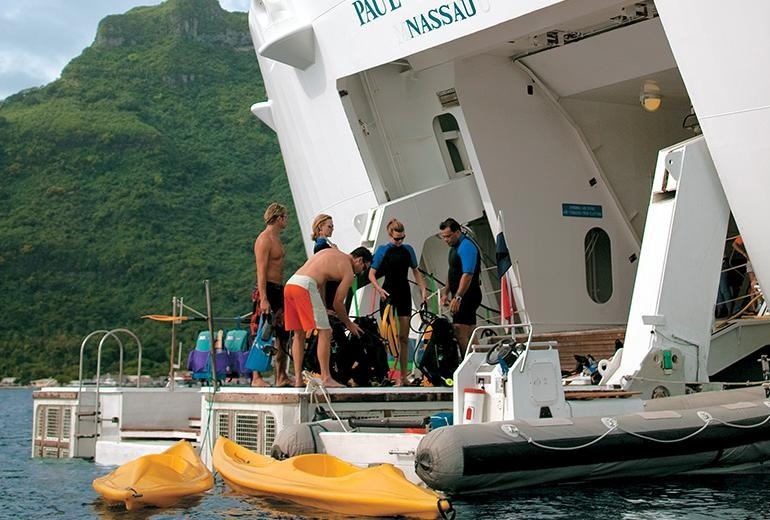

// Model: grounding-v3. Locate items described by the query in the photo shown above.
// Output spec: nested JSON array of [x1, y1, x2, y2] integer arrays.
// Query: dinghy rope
[[628, 375, 770, 387], [302, 370, 350, 432], [507, 419, 618, 450], [619, 416, 711, 443], [702, 402, 770, 429], [198, 379, 219, 457], [507, 403, 770, 450]]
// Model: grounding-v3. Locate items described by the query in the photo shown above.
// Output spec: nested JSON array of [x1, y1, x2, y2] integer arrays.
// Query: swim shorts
[[284, 274, 331, 331]]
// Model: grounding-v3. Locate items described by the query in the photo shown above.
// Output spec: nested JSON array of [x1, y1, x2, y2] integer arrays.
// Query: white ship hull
[[247, 0, 770, 342]]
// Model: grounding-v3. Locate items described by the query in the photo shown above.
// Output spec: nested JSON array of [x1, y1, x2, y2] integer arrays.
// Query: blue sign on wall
[[562, 203, 603, 218]]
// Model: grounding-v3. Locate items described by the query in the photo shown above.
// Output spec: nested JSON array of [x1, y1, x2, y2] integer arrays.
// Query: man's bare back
[[296, 248, 353, 289], [286, 246, 372, 388]]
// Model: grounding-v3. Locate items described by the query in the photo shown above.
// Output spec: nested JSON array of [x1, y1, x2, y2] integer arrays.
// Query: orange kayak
[[213, 436, 450, 518], [93, 440, 214, 510]]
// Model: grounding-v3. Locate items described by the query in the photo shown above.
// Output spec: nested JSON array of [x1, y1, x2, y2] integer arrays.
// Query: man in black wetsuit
[[439, 217, 482, 354]]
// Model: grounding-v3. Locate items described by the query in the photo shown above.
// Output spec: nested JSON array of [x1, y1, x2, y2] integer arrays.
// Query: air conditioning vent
[[215, 410, 277, 455], [33, 405, 72, 458]]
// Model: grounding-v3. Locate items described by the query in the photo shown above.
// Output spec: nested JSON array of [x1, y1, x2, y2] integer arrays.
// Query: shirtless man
[[284, 246, 373, 387], [251, 202, 293, 387]]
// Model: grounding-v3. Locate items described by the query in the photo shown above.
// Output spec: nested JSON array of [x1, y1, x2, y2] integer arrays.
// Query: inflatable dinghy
[[415, 386, 770, 494]]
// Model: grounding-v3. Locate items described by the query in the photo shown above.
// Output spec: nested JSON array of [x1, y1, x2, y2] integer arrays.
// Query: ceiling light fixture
[[640, 81, 662, 112]]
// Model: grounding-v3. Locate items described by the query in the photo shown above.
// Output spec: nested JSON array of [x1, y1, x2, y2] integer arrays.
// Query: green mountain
[[0, 0, 305, 383]]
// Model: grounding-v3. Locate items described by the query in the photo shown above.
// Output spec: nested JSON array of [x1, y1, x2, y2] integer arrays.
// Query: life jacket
[[187, 330, 229, 381], [225, 329, 250, 377]]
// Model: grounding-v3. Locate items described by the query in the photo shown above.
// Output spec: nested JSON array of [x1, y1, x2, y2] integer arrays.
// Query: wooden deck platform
[[516, 327, 626, 373], [564, 390, 640, 400]]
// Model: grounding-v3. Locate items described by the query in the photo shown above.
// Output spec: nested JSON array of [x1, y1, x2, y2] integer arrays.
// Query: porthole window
[[585, 227, 612, 304]]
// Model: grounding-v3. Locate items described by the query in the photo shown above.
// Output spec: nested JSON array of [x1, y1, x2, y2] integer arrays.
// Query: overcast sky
[[0, 0, 250, 100]]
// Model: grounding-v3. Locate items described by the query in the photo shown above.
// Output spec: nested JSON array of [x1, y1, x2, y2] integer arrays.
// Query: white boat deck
[[32, 384, 454, 464]]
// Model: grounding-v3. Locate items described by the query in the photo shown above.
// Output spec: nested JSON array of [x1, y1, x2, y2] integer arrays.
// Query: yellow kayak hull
[[213, 436, 446, 518], [93, 440, 214, 510]]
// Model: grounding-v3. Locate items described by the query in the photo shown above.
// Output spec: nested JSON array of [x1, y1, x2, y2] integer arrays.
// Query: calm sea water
[[2, 387, 769, 520]]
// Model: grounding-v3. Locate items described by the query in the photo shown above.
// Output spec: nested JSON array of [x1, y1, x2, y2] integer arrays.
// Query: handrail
[[77, 330, 112, 415], [96, 329, 143, 389], [414, 268, 502, 324], [467, 322, 534, 372], [76, 328, 143, 445], [78, 330, 111, 388]]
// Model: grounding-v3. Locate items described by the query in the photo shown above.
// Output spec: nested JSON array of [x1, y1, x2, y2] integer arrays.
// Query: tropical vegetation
[[0, 0, 305, 384]]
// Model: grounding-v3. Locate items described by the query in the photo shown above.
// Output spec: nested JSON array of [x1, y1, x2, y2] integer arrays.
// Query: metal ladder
[[74, 328, 142, 458]]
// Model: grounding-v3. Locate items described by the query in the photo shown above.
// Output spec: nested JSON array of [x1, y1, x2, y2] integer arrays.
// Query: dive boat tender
[[416, 385, 770, 493]]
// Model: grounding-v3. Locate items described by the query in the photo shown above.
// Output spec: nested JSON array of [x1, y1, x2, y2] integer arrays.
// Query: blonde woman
[[368, 218, 427, 385], [311, 213, 339, 310], [311, 214, 336, 253]]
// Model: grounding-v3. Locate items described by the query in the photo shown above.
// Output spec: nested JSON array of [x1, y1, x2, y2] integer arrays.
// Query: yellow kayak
[[213, 436, 450, 518], [93, 440, 214, 510]]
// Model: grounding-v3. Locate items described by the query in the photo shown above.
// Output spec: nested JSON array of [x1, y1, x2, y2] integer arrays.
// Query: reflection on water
[[460, 473, 770, 519], [3, 388, 770, 519]]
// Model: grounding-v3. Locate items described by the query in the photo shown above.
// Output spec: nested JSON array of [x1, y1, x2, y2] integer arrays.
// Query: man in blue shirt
[[439, 218, 482, 354]]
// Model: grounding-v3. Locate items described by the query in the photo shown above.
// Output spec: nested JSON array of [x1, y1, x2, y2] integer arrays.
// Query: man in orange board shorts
[[284, 246, 373, 387]]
